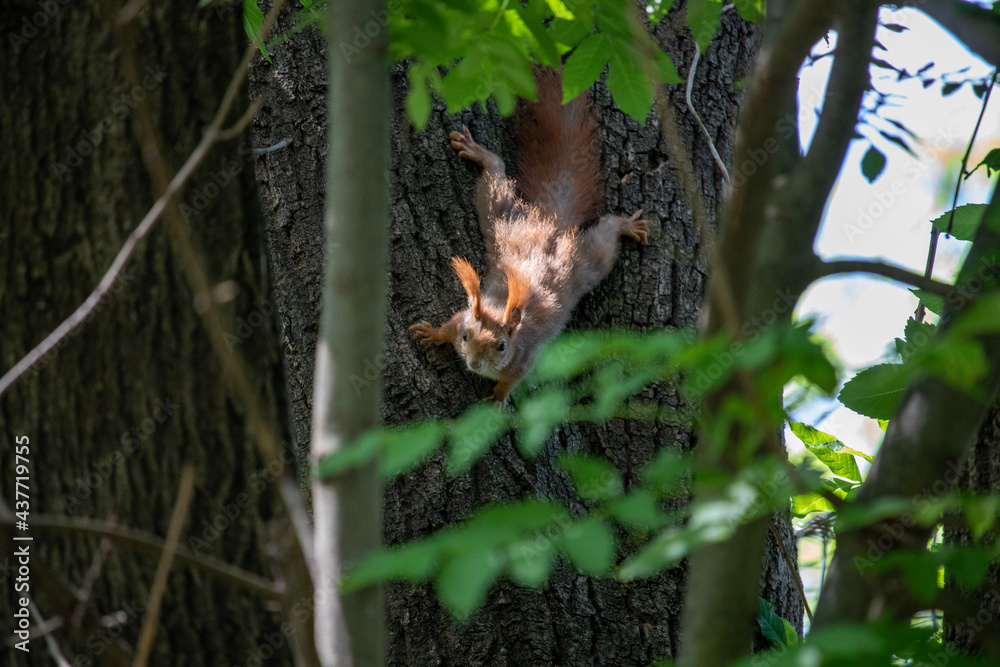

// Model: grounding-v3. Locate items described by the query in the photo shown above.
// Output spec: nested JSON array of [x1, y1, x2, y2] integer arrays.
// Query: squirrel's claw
[[621, 210, 652, 245], [449, 126, 486, 166], [409, 321, 440, 345]]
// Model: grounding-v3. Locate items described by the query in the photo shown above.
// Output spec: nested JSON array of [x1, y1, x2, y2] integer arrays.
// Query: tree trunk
[[251, 4, 798, 665], [0, 2, 295, 665], [944, 400, 1000, 656]]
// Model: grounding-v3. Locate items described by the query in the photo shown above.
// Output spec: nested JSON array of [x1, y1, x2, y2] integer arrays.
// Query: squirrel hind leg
[[450, 125, 505, 178], [603, 210, 652, 245]]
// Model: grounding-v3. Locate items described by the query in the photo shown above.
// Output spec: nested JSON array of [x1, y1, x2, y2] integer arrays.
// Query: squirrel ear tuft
[[451, 257, 482, 318], [502, 264, 529, 331]]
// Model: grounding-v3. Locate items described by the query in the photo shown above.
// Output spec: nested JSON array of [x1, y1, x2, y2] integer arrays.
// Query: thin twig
[[29, 598, 72, 667], [133, 464, 196, 667], [72, 516, 116, 630], [116, 0, 149, 24], [916, 69, 997, 321], [0, 511, 283, 600], [218, 92, 269, 141], [686, 43, 731, 183], [816, 259, 954, 295]]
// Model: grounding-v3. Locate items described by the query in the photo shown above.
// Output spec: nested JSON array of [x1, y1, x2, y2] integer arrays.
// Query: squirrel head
[[451, 257, 529, 378]]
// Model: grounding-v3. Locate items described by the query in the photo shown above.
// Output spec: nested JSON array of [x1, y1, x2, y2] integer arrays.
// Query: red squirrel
[[409, 68, 650, 402]]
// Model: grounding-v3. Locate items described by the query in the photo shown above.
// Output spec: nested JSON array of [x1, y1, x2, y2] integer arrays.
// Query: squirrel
[[409, 67, 651, 403]]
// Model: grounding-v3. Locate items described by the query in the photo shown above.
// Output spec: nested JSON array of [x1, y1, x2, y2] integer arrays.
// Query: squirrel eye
[[462, 332, 468, 342], [498, 341, 507, 352]]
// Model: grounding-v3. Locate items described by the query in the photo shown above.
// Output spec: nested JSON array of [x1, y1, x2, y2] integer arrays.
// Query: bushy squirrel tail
[[516, 67, 604, 228]]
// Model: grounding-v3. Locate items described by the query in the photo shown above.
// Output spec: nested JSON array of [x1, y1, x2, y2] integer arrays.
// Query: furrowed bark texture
[[943, 401, 1000, 658], [251, 4, 799, 664], [0, 1, 296, 666]]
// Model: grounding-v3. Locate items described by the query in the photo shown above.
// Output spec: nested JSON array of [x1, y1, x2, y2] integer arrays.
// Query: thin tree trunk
[[0, 2, 296, 665], [309, 0, 390, 663]]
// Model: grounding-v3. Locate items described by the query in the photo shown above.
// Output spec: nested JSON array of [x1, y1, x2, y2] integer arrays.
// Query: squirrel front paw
[[449, 126, 490, 166], [620, 210, 651, 245], [409, 321, 445, 346]]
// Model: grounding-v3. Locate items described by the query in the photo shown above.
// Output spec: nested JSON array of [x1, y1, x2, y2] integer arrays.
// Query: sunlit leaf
[[930, 203, 987, 241], [838, 363, 912, 420]]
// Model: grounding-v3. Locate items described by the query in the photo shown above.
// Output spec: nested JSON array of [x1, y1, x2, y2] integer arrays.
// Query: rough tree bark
[[944, 401, 1000, 656], [0, 2, 296, 665], [251, 3, 800, 665]]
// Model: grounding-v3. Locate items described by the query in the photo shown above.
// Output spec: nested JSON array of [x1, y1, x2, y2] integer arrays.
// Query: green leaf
[[792, 493, 836, 516], [654, 51, 683, 84], [930, 203, 988, 241], [448, 404, 510, 475], [558, 518, 616, 575], [879, 130, 916, 157], [861, 145, 887, 183], [379, 421, 445, 478], [758, 597, 797, 646], [942, 82, 962, 96], [839, 363, 911, 420], [911, 288, 945, 316], [547, 18, 590, 48], [544, 0, 575, 20], [516, 390, 569, 457], [970, 147, 1000, 177], [605, 490, 669, 529], [899, 317, 936, 363], [435, 549, 502, 619], [788, 421, 862, 481], [314, 429, 382, 479], [808, 446, 862, 482], [963, 496, 1000, 539], [640, 449, 690, 495], [406, 67, 432, 130], [506, 540, 555, 588], [562, 34, 611, 102], [558, 453, 624, 501], [606, 36, 655, 123], [686, 0, 723, 51], [733, 0, 764, 22], [342, 541, 439, 592], [243, 0, 270, 60]]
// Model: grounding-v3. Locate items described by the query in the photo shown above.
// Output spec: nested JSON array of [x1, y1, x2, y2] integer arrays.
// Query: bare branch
[[916, 69, 996, 320], [133, 464, 196, 667], [815, 259, 954, 295], [0, 511, 283, 600]]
